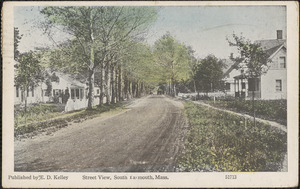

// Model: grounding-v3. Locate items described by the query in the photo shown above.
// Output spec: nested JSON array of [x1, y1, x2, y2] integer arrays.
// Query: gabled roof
[[224, 39, 287, 78], [221, 59, 235, 73], [223, 61, 239, 77], [255, 39, 286, 51], [264, 44, 284, 57], [54, 71, 86, 88], [46, 68, 86, 88]]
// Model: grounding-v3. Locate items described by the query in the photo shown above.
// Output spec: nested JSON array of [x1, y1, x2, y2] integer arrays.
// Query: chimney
[[277, 30, 283, 39], [230, 53, 233, 59]]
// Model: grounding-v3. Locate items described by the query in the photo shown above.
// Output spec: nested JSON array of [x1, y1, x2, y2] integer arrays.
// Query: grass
[[204, 99, 287, 125], [14, 104, 64, 128], [14, 103, 124, 137], [178, 101, 287, 172]]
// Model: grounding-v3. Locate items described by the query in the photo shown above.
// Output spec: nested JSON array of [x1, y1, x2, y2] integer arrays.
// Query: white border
[[2, 1, 299, 188]]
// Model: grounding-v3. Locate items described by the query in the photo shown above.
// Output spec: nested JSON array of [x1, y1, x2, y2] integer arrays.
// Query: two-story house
[[223, 30, 287, 100]]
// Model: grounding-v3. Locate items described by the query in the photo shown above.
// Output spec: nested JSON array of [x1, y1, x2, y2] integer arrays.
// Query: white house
[[223, 30, 287, 100], [15, 69, 101, 111]]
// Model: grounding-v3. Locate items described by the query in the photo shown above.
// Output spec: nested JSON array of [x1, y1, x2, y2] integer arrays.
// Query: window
[[71, 89, 75, 99], [225, 83, 230, 90], [27, 88, 29, 97], [279, 57, 286, 68], [44, 90, 47, 96], [16, 86, 19, 97], [76, 89, 80, 99], [276, 80, 282, 92], [97, 89, 100, 94], [241, 82, 246, 89], [80, 89, 84, 99], [31, 86, 34, 97]]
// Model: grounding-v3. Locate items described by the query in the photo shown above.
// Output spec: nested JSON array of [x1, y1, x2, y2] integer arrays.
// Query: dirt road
[[15, 95, 188, 172]]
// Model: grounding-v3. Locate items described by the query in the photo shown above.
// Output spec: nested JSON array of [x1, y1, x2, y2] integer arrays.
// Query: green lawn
[[178, 101, 287, 172], [14, 104, 64, 128], [205, 99, 287, 125], [14, 103, 124, 137]]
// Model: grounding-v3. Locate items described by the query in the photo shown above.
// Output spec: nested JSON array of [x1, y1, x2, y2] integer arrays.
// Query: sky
[[14, 5, 286, 59]]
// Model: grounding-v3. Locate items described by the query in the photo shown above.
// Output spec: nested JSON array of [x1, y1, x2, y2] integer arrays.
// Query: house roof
[[224, 38, 287, 78], [234, 74, 247, 79], [223, 60, 239, 77], [255, 39, 286, 51], [46, 69, 86, 88], [221, 59, 235, 73], [264, 44, 284, 57], [55, 71, 86, 88]]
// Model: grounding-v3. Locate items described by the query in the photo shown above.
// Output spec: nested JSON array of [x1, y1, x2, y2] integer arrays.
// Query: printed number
[[225, 175, 237, 179]]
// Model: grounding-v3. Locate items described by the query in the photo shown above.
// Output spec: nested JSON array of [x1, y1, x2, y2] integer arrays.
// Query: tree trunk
[[173, 82, 176, 97], [118, 65, 122, 102], [99, 61, 104, 106], [105, 63, 110, 105], [136, 81, 139, 97], [124, 72, 128, 100], [110, 65, 115, 104], [115, 65, 118, 102], [128, 78, 131, 99], [141, 82, 144, 96], [24, 89, 27, 113], [87, 10, 95, 109], [252, 90, 256, 127], [87, 68, 95, 109]]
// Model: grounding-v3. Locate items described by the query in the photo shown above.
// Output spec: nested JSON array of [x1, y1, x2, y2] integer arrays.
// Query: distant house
[[15, 69, 101, 111], [223, 30, 287, 100]]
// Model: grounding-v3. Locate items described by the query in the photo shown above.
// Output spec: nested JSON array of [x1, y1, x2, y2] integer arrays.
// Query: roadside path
[[192, 100, 287, 132]]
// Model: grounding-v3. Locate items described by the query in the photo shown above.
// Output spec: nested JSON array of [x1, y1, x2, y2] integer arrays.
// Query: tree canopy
[[14, 27, 23, 60], [41, 6, 157, 107], [194, 55, 225, 93], [227, 34, 271, 78], [153, 33, 191, 96]]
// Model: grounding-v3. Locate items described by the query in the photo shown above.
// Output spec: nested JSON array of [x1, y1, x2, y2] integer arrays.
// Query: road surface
[[15, 95, 188, 172]]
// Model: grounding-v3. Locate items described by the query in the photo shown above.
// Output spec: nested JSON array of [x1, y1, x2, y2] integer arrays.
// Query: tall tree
[[153, 33, 191, 96], [186, 46, 198, 93], [121, 41, 156, 98], [14, 27, 23, 60], [15, 52, 44, 112], [227, 34, 271, 125], [194, 55, 225, 94]]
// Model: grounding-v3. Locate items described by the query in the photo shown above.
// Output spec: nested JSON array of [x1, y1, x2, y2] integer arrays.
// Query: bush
[[179, 101, 287, 172]]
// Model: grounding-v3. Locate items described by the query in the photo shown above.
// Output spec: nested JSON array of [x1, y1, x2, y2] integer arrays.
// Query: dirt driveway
[[15, 95, 188, 172]]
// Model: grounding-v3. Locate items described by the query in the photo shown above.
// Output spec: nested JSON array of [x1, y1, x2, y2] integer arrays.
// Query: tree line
[[15, 6, 270, 111]]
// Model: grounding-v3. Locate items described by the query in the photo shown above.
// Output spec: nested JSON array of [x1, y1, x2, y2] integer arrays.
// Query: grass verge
[[204, 99, 287, 125], [178, 101, 287, 172], [14, 103, 124, 138]]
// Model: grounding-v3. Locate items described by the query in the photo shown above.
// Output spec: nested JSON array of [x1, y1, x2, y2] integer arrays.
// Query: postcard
[[2, 1, 299, 188]]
